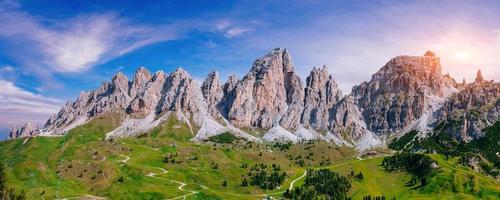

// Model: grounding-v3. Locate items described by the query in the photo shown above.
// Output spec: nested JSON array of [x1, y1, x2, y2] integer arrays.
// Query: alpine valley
[[1, 48, 499, 199]]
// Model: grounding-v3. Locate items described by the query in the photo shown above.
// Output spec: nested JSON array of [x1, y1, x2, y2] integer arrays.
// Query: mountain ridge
[[9, 48, 499, 151]]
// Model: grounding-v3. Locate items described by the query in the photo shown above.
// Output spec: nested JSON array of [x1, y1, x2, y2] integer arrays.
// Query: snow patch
[[192, 118, 227, 140], [323, 132, 353, 147], [294, 125, 320, 141], [41, 116, 89, 136], [262, 124, 298, 143], [105, 113, 168, 139], [355, 131, 382, 151]]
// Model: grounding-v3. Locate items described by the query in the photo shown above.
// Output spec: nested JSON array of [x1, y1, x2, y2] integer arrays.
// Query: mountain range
[[9, 48, 499, 151]]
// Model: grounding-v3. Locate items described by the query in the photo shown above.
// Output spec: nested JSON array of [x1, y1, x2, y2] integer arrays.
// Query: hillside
[[1, 113, 499, 199]]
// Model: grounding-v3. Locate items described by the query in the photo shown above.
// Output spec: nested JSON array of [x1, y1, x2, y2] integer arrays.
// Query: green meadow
[[0, 114, 498, 199]]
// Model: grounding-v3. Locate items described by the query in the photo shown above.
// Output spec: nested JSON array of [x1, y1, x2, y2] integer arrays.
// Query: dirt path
[[122, 155, 200, 200], [119, 155, 130, 163], [146, 170, 199, 200], [58, 194, 106, 200], [289, 170, 307, 190]]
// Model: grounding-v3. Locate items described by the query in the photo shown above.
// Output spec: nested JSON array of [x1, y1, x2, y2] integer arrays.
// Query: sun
[[454, 51, 470, 61]]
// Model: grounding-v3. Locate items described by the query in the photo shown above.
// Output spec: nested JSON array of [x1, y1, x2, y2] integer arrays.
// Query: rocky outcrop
[[9, 48, 498, 153], [351, 52, 457, 135], [301, 66, 343, 130], [227, 48, 304, 129], [129, 67, 152, 98], [435, 71, 499, 141], [127, 71, 166, 117], [217, 75, 238, 118], [201, 71, 224, 117], [9, 122, 39, 138]]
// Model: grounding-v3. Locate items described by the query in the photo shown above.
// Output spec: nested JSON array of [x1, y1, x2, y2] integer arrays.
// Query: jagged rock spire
[[201, 71, 223, 116], [228, 48, 304, 129], [351, 52, 452, 133], [8, 125, 18, 139], [424, 50, 436, 57], [10, 122, 39, 139], [302, 65, 342, 129], [130, 67, 152, 97], [475, 70, 484, 83]]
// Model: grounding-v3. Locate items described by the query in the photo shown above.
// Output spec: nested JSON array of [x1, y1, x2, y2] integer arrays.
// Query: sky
[[0, 0, 499, 138]]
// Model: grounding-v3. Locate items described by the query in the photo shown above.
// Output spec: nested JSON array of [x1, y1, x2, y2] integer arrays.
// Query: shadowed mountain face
[[9, 48, 499, 151]]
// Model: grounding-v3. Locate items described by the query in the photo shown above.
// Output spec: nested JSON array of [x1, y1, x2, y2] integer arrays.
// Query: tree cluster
[[242, 163, 286, 190], [362, 195, 396, 200], [163, 152, 181, 164], [382, 153, 435, 186], [284, 168, 351, 200]]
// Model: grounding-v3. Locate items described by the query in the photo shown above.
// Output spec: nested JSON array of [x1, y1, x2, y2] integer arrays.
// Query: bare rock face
[[217, 74, 239, 118], [157, 68, 207, 125], [228, 48, 304, 129], [129, 67, 152, 98], [10, 48, 498, 153], [201, 71, 224, 117], [351, 52, 455, 134], [8, 126, 17, 139], [44, 72, 133, 134], [301, 66, 343, 130], [9, 122, 39, 138], [436, 71, 499, 141], [128, 71, 167, 117], [223, 75, 238, 94], [330, 96, 367, 141]]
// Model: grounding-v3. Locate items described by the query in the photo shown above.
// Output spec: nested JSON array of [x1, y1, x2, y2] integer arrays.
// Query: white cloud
[[213, 19, 252, 38], [0, 80, 63, 128], [0, 4, 186, 73], [0, 65, 14, 72], [224, 27, 251, 38]]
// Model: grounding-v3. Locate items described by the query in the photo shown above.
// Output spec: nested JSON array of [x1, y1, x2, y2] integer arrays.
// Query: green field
[[0, 114, 498, 199]]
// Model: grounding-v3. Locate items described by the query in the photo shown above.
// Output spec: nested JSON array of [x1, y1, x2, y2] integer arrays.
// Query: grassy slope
[[0, 114, 498, 199], [329, 155, 499, 200]]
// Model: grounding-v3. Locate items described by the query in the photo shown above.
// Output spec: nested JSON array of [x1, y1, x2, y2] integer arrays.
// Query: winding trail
[[121, 154, 200, 200], [289, 170, 307, 190], [119, 155, 130, 163], [145, 167, 199, 200], [58, 194, 106, 200]]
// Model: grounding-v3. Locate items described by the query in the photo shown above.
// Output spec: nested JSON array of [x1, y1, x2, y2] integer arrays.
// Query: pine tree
[[241, 178, 248, 186]]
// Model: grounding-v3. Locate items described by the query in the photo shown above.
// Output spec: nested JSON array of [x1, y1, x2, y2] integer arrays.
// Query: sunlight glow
[[455, 51, 470, 61]]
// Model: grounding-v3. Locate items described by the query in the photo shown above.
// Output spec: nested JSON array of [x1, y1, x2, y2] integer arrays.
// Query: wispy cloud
[[224, 27, 252, 38], [0, 65, 14, 73], [0, 79, 63, 127], [0, 2, 189, 74], [214, 19, 252, 38]]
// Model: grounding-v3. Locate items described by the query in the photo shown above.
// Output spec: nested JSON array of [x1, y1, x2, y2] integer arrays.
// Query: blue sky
[[1, 0, 500, 138]]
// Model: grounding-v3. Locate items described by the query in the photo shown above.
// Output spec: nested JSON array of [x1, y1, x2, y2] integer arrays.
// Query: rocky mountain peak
[[302, 65, 343, 130], [228, 48, 304, 129], [223, 74, 238, 93], [111, 72, 129, 94], [250, 48, 294, 73], [130, 67, 152, 97], [201, 71, 224, 116], [424, 50, 436, 57], [8, 48, 497, 153], [475, 70, 484, 83], [8, 126, 17, 139], [170, 67, 191, 79], [351, 52, 455, 134], [9, 122, 39, 138]]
